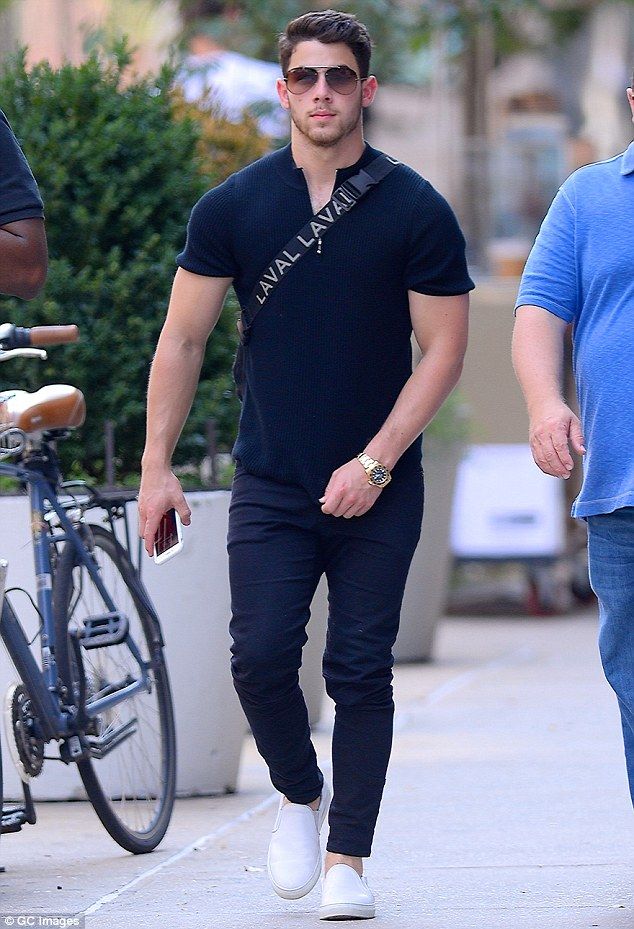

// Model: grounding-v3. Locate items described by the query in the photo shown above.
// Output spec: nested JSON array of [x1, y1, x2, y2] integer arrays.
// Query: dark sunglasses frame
[[284, 65, 367, 95]]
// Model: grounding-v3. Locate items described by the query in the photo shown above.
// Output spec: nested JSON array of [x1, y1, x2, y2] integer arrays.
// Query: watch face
[[370, 465, 390, 485]]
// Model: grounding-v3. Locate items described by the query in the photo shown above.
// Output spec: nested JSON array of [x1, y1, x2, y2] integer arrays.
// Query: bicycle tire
[[53, 524, 176, 853]]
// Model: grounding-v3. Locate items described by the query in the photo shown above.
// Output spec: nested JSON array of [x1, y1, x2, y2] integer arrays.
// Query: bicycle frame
[[0, 452, 152, 745]]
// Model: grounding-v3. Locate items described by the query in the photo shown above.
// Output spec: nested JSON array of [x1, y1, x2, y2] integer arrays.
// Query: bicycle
[[0, 322, 176, 853]]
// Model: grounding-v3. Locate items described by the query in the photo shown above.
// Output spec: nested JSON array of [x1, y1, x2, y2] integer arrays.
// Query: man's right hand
[[138, 465, 192, 557], [528, 400, 586, 479]]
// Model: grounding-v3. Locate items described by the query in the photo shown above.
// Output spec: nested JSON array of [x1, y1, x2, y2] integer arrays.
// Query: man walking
[[513, 81, 634, 814], [139, 10, 472, 920], [0, 109, 47, 298]]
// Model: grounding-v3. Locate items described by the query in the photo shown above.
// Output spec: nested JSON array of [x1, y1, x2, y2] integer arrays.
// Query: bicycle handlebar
[[29, 325, 79, 347], [0, 323, 79, 351]]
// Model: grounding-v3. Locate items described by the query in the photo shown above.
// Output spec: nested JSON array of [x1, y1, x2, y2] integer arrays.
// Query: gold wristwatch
[[356, 453, 392, 487]]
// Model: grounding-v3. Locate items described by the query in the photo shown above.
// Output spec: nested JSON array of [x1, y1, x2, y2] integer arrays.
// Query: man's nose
[[312, 73, 332, 98]]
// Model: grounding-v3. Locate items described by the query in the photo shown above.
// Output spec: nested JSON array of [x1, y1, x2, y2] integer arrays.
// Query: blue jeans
[[227, 462, 424, 858], [588, 507, 634, 802]]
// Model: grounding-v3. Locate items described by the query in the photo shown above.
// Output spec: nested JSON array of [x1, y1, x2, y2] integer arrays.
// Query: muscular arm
[[320, 291, 469, 517], [364, 291, 469, 469], [139, 268, 232, 552], [0, 218, 47, 299], [512, 304, 585, 478]]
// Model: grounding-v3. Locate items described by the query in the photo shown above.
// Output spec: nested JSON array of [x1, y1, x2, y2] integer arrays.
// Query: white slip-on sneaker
[[319, 863, 376, 920], [267, 782, 332, 900]]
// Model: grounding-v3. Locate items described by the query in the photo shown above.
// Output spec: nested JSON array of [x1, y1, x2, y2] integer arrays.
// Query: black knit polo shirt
[[177, 142, 474, 501]]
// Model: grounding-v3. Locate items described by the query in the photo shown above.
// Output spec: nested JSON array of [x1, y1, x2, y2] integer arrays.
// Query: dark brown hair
[[279, 10, 373, 78]]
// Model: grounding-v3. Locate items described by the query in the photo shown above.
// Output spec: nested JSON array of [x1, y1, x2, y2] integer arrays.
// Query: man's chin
[[305, 125, 342, 146], [300, 121, 355, 147], [309, 134, 344, 148]]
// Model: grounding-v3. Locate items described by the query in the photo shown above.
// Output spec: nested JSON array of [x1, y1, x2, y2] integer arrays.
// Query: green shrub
[[0, 42, 267, 481]]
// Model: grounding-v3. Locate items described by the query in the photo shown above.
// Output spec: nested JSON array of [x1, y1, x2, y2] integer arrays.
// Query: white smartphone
[[153, 508, 183, 565]]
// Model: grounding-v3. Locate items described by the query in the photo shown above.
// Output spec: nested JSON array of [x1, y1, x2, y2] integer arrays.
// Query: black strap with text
[[233, 152, 399, 400]]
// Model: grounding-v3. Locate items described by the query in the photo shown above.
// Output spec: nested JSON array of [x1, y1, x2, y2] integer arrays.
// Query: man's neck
[[290, 130, 366, 186]]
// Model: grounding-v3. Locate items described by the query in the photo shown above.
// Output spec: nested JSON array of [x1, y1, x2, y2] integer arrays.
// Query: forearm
[[513, 305, 584, 476], [512, 306, 567, 416], [142, 332, 205, 469], [364, 347, 464, 470], [141, 269, 231, 470], [0, 222, 47, 299]]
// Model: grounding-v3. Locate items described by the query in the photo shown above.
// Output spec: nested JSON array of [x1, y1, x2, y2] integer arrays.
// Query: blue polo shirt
[[516, 142, 634, 518]]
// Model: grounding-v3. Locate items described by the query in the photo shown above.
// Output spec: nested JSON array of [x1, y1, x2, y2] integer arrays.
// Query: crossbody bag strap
[[238, 152, 399, 346]]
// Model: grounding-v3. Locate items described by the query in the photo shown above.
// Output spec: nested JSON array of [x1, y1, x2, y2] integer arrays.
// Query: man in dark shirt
[[0, 109, 47, 299], [139, 10, 472, 919]]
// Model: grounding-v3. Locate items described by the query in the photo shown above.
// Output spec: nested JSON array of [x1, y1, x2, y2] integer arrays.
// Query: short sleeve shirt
[[178, 143, 473, 499], [516, 144, 634, 517], [0, 109, 44, 226]]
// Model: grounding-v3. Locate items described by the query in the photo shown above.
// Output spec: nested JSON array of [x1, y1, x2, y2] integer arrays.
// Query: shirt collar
[[620, 140, 634, 175], [274, 141, 380, 190]]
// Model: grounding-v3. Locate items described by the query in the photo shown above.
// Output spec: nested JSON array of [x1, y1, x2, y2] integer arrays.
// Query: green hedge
[[0, 43, 267, 481]]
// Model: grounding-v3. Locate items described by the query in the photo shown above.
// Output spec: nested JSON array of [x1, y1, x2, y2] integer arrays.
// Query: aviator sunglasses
[[284, 65, 366, 95]]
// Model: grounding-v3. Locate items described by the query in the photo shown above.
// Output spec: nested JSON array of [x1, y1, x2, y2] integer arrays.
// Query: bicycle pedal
[[79, 611, 129, 649]]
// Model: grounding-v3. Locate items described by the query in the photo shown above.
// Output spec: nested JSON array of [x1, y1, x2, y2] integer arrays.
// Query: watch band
[[357, 453, 377, 470]]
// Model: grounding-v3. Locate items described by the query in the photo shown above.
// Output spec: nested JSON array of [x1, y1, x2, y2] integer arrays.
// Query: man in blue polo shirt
[[0, 109, 47, 299], [140, 10, 472, 919], [513, 80, 634, 810]]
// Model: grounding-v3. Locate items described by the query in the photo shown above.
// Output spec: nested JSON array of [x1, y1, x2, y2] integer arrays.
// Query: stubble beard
[[291, 107, 362, 148]]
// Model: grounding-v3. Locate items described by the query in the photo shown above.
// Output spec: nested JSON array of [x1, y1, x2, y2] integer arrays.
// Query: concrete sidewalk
[[3, 609, 633, 927]]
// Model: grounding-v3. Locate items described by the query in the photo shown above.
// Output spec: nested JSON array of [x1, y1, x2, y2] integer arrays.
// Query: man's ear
[[277, 77, 290, 111], [361, 75, 378, 109]]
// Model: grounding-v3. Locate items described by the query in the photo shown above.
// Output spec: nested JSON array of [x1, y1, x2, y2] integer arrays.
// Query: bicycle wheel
[[53, 524, 176, 853]]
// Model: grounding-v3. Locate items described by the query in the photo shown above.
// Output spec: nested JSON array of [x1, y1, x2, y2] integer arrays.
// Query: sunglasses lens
[[326, 67, 358, 94], [286, 69, 317, 93]]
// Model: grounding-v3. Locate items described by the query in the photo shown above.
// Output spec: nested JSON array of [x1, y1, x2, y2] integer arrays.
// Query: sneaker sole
[[318, 902, 376, 920]]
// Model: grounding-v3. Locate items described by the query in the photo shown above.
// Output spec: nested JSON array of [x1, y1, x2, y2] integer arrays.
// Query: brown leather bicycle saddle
[[0, 385, 86, 434]]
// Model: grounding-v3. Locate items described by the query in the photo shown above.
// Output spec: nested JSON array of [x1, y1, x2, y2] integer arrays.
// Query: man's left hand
[[319, 459, 383, 517]]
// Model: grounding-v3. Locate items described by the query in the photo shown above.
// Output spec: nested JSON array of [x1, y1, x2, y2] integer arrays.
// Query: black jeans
[[227, 462, 424, 858]]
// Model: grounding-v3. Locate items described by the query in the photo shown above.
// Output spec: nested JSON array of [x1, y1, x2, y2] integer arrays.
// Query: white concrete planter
[[300, 575, 328, 728], [0, 495, 81, 801], [393, 441, 464, 662], [0, 491, 246, 800], [134, 492, 245, 798]]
